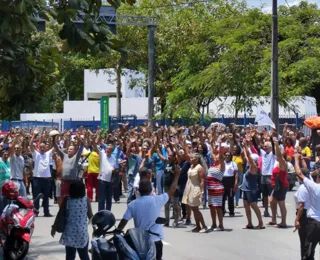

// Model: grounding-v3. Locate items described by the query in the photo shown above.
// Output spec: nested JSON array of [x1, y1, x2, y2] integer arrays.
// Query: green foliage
[[0, 0, 135, 119]]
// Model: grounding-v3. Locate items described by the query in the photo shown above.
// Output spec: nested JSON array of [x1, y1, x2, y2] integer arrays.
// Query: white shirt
[[294, 183, 310, 210], [133, 175, 156, 199], [98, 151, 116, 182], [10, 155, 24, 180], [123, 193, 169, 242], [32, 150, 52, 178], [223, 161, 238, 177], [260, 150, 276, 176], [303, 177, 320, 221]]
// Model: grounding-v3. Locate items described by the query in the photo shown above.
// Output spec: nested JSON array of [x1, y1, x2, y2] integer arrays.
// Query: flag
[[255, 106, 276, 129]]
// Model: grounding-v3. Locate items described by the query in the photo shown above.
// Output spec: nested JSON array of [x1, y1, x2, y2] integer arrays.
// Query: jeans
[[112, 175, 121, 202], [127, 175, 135, 204], [0, 194, 8, 213], [11, 180, 26, 197], [33, 178, 51, 215], [156, 170, 164, 195], [65, 243, 90, 260], [98, 180, 113, 211], [164, 195, 179, 224], [235, 172, 243, 206], [50, 168, 56, 200]]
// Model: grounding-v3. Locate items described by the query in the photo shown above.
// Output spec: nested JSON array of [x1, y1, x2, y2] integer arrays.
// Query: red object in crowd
[[271, 166, 289, 189], [2, 182, 19, 200]]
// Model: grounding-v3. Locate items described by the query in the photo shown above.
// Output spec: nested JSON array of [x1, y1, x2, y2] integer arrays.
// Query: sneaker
[[264, 211, 271, 218], [184, 219, 191, 225], [229, 213, 235, 217], [44, 213, 53, 217]]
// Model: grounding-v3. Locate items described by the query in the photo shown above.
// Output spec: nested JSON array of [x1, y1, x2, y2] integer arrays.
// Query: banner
[[255, 106, 276, 129], [101, 97, 109, 130]]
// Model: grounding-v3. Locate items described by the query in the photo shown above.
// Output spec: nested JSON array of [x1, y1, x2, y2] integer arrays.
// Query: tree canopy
[[1, 0, 319, 120]]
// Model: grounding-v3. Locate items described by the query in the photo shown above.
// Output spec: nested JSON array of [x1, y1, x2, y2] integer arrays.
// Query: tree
[[0, 0, 136, 119], [259, 1, 320, 113]]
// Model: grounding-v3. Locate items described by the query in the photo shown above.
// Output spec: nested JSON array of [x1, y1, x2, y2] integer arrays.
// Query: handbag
[[54, 197, 69, 233]]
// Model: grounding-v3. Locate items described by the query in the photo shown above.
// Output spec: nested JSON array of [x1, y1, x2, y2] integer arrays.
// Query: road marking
[[163, 240, 170, 246]]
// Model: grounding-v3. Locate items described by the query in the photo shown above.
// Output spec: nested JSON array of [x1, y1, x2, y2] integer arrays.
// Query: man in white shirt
[[30, 132, 54, 217], [116, 168, 180, 260], [295, 153, 320, 260], [294, 156, 312, 259], [94, 143, 116, 211], [9, 142, 27, 197]]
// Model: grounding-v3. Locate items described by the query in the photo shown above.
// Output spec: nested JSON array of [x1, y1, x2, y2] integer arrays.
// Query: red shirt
[[285, 146, 294, 158], [271, 166, 289, 189]]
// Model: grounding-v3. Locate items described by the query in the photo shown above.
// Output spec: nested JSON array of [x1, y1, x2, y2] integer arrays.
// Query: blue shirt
[[152, 147, 167, 171]]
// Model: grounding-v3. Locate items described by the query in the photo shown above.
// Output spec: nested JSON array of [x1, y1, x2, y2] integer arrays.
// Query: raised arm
[[29, 131, 37, 153], [243, 141, 258, 174], [166, 164, 180, 197], [218, 140, 225, 172], [53, 135, 64, 159], [273, 137, 286, 171]]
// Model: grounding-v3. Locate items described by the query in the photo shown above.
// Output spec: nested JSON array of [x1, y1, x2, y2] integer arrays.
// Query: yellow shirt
[[301, 146, 312, 157], [233, 156, 244, 173], [83, 151, 100, 174]]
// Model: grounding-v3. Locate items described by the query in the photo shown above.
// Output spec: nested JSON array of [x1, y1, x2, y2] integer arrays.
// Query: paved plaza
[[8, 187, 317, 260]]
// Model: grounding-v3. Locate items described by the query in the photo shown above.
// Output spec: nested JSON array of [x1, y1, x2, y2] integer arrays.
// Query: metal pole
[[271, 0, 279, 130], [148, 25, 156, 125]]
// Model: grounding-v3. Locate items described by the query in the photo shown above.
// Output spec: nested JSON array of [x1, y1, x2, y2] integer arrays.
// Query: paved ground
[[5, 186, 318, 260]]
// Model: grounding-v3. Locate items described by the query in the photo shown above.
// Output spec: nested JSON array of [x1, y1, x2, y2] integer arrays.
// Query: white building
[[20, 68, 317, 124]]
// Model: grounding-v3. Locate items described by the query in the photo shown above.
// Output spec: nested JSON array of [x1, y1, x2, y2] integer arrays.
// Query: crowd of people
[[0, 121, 319, 260]]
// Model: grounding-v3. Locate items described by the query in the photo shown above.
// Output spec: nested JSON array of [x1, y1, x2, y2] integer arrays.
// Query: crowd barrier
[[0, 113, 314, 134]]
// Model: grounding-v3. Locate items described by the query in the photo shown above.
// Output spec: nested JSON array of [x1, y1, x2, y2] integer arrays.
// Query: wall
[[20, 98, 158, 121], [84, 69, 146, 100], [208, 96, 317, 117]]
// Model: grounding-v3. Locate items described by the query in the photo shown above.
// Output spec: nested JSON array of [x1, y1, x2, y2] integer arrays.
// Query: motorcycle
[[91, 210, 166, 260], [0, 182, 43, 260]]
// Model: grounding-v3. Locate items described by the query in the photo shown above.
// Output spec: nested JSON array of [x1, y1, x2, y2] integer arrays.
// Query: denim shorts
[[272, 188, 288, 201], [243, 190, 258, 203]]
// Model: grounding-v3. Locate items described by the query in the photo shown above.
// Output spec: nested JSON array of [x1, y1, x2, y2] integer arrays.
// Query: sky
[[246, 0, 320, 12]]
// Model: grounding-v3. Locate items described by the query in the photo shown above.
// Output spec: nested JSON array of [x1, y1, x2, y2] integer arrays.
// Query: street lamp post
[[271, 0, 279, 130]]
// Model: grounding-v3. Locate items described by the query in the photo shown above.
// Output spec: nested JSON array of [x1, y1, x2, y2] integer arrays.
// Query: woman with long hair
[[182, 153, 207, 233], [207, 139, 225, 231], [269, 137, 289, 228], [242, 139, 264, 229]]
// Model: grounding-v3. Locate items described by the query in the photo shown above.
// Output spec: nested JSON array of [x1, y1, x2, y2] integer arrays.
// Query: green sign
[[101, 97, 109, 130]]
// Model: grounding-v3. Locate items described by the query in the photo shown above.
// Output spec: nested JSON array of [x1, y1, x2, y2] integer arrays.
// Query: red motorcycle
[[0, 182, 42, 260]]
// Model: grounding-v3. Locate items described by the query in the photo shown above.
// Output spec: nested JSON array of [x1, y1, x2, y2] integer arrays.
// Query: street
[[12, 187, 314, 260]]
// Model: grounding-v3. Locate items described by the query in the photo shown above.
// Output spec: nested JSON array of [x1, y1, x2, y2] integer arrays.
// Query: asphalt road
[[4, 186, 318, 260]]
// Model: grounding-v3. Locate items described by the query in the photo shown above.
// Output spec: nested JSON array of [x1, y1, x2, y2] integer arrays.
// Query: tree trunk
[[116, 66, 122, 121]]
